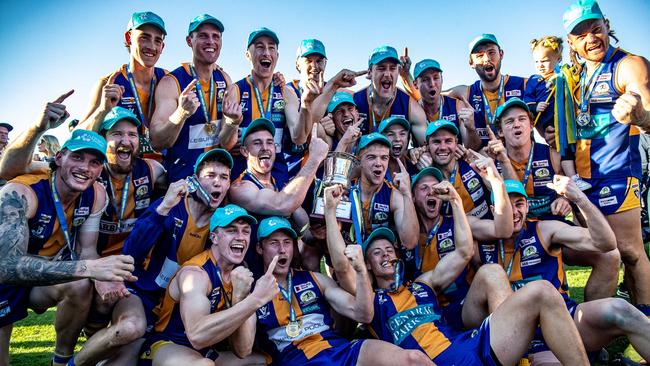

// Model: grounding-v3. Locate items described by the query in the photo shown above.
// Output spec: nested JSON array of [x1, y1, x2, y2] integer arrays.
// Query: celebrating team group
[[1, 0, 650, 365]]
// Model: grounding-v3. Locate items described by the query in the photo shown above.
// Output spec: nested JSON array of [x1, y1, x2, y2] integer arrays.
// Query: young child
[[525, 36, 591, 191]]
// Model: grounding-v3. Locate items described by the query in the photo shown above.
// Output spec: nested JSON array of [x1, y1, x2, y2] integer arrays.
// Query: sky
[[0, 0, 648, 145]]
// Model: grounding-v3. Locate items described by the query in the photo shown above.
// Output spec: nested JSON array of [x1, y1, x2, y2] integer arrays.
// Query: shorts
[[584, 176, 640, 215], [138, 337, 219, 366], [441, 300, 465, 331], [529, 296, 578, 354], [274, 337, 365, 366], [0, 284, 31, 328], [126, 285, 162, 328], [433, 316, 499, 366]]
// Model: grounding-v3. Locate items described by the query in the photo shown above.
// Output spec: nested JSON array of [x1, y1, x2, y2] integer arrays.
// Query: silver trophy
[[312, 152, 359, 221]]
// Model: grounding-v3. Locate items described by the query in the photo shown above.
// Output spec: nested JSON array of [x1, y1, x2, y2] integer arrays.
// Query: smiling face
[[470, 43, 503, 82], [212, 218, 251, 266], [413, 175, 442, 221], [241, 129, 276, 175], [247, 36, 278, 79], [54, 149, 104, 193], [332, 103, 359, 137], [427, 129, 458, 168], [296, 54, 326, 84], [370, 60, 399, 99], [196, 160, 231, 209], [105, 120, 139, 175], [383, 124, 409, 158], [415, 69, 443, 104], [258, 230, 295, 277], [498, 107, 532, 149], [187, 23, 222, 65], [509, 194, 529, 233], [359, 144, 390, 186], [126, 24, 165, 68], [567, 19, 610, 63], [365, 238, 398, 281]]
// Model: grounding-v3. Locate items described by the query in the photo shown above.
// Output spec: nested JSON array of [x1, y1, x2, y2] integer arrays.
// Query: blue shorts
[[126, 285, 163, 328], [274, 337, 364, 366], [433, 316, 499, 366], [0, 284, 31, 328], [529, 296, 579, 354], [584, 176, 640, 215], [441, 300, 465, 331]]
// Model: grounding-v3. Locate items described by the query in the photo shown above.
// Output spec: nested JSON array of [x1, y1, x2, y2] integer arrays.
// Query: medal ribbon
[[498, 230, 525, 278], [579, 46, 615, 113], [250, 75, 274, 120], [350, 187, 364, 245], [215, 266, 232, 308], [368, 87, 395, 131], [51, 171, 77, 260], [189, 64, 215, 124], [187, 175, 212, 205], [480, 75, 504, 129], [104, 165, 130, 229], [279, 271, 296, 323], [125, 64, 155, 127], [519, 145, 535, 188], [415, 217, 442, 271]]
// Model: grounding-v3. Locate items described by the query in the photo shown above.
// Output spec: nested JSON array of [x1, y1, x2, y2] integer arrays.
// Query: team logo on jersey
[[520, 237, 537, 246], [633, 183, 640, 198], [174, 218, 184, 227], [257, 304, 270, 319], [74, 207, 90, 216], [599, 186, 611, 197], [39, 214, 52, 223], [532, 160, 549, 168], [374, 212, 389, 222], [72, 217, 86, 227], [273, 100, 285, 111], [31, 225, 45, 238], [136, 185, 148, 198], [535, 168, 550, 179], [121, 97, 136, 105], [462, 170, 475, 182], [135, 199, 150, 210], [378, 293, 388, 305], [294, 282, 314, 293], [242, 92, 249, 99], [596, 73, 612, 82], [273, 92, 283, 99], [374, 202, 390, 212], [467, 177, 480, 191], [592, 82, 610, 96], [470, 188, 485, 202], [438, 238, 454, 251], [438, 229, 452, 240], [215, 81, 226, 89], [299, 290, 317, 306], [505, 90, 522, 97], [522, 245, 538, 259], [209, 287, 221, 307], [218, 89, 225, 99], [133, 176, 150, 186]]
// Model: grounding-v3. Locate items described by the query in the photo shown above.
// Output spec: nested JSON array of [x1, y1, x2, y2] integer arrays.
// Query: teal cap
[[257, 216, 297, 241], [240, 118, 275, 144], [494, 97, 530, 125], [62, 129, 107, 162], [210, 204, 257, 231], [468, 33, 500, 53], [358, 132, 392, 153], [194, 148, 233, 173], [362, 227, 396, 255], [247, 27, 279, 47], [368, 45, 399, 67], [127, 11, 167, 35], [297, 38, 326, 59], [327, 92, 356, 113], [378, 116, 410, 135], [425, 119, 459, 140], [411, 167, 444, 190], [492, 179, 528, 203], [100, 107, 141, 132], [563, 0, 604, 33], [413, 59, 443, 80], [188, 14, 224, 35]]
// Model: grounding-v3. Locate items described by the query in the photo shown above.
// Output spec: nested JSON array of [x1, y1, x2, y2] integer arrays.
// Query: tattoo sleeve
[[0, 190, 87, 286]]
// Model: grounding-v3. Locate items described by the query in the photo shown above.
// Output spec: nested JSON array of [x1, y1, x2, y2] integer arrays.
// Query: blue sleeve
[[524, 74, 543, 105], [122, 198, 169, 262]]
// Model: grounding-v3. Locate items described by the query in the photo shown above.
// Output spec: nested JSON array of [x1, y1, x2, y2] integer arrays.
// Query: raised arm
[[149, 76, 199, 150], [324, 184, 356, 294], [408, 98, 428, 146], [77, 73, 124, 132], [316, 245, 374, 323], [417, 181, 474, 293], [613, 54, 650, 131], [473, 154, 513, 239], [390, 158, 419, 249]]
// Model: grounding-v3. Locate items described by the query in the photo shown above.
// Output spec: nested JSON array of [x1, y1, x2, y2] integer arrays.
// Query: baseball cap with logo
[[327, 92, 356, 114], [468, 34, 500, 54], [411, 167, 445, 190], [378, 116, 410, 135], [240, 118, 275, 144], [62, 130, 108, 162], [358, 132, 392, 153], [257, 216, 298, 240], [100, 107, 141, 132], [361, 227, 396, 255], [127, 11, 167, 35], [563, 0, 604, 33], [194, 148, 233, 173], [297, 39, 326, 59], [210, 204, 257, 231], [247, 27, 279, 47], [413, 59, 443, 80], [494, 97, 530, 126], [368, 45, 399, 67], [425, 119, 459, 140], [188, 14, 224, 35]]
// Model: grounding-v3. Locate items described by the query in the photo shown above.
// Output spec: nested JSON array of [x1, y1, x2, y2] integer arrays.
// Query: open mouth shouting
[[209, 190, 222, 204], [426, 197, 439, 213], [257, 150, 273, 169], [391, 143, 403, 157], [380, 78, 393, 93], [230, 241, 247, 257], [259, 58, 273, 72], [371, 167, 384, 181], [116, 146, 133, 163], [342, 118, 354, 128], [276, 256, 290, 268]]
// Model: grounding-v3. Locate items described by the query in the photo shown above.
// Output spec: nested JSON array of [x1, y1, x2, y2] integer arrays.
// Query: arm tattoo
[[0, 190, 86, 285]]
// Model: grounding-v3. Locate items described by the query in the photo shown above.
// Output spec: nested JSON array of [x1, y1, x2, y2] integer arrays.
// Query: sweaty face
[[128, 25, 165, 68], [55, 150, 104, 193], [413, 175, 442, 220], [532, 47, 560, 78], [105, 120, 139, 175], [213, 219, 251, 266], [297, 54, 326, 84], [332, 104, 359, 136], [427, 129, 458, 168], [242, 129, 276, 174], [359, 144, 390, 186], [509, 194, 529, 233], [366, 239, 398, 279], [196, 161, 231, 209], [370, 60, 399, 99], [415, 69, 443, 104], [383, 124, 409, 158], [567, 19, 609, 63], [470, 43, 503, 82], [188, 23, 222, 64], [498, 107, 532, 149], [248, 36, 278, 79], [258, 230, 294, 276]]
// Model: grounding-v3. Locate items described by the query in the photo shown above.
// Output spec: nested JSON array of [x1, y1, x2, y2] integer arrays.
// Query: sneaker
[[616, 282, 631, 301], [572, 174, 592, 191]]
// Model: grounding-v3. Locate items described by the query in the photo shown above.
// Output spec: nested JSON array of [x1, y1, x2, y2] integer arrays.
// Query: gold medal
[[285, 320, 301, 338], [204, 122, 216, 135], [577, 112, 591, 126]]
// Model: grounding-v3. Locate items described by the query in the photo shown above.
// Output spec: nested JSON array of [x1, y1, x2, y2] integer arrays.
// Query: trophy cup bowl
[[322, 151, 359, 190]]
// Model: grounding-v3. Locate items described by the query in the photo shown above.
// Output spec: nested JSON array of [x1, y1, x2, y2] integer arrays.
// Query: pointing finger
[[395, 156, 407, 173], [107, 72, 118, 85], [404, 46, 408, 58], [53, 90, 74, 104], [183, 79, 198, 95], [486, 125, 498, 140], [354, 70, 368, 77], [266, 255, 279, 276]]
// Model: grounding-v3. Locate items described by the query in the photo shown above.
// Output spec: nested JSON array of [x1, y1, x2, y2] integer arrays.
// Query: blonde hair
[[530, 36, 563, 62], [40, 135, 61, 158]]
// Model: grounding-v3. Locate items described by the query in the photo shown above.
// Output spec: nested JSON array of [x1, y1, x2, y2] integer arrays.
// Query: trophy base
[[311, 197, 352, 223]]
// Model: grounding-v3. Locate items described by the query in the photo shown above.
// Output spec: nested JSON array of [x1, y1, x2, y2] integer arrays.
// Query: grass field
[[7, 267, 644, 365]]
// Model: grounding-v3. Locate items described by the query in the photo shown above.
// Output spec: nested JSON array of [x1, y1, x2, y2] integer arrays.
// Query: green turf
[[7, 267, 645, 365]]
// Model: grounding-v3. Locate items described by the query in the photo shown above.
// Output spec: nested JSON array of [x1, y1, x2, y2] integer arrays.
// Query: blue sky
[[0, 0, 648, 143]]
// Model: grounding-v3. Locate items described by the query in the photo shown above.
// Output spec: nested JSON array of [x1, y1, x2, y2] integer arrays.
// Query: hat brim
[[64, 144, 107, 162], [194, 148, 234, 173], [414, 66, 443, 80], [0, 123, 13, 132], [190, 19, 225, 35], [102, 116, 142, 132], [362, 228, 396, 255], [241, 119, 276, 144], [248, 30, 279, 47], [299, 50, 327, 59], [566, 13, 604, 33]]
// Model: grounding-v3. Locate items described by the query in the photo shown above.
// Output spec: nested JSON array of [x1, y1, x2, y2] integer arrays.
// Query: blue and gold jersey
[[446, 160, 491, 219], [11, 172, 96, 258], [574, 47, 641, 180], [97, 158, 155, 256], [369, 282, 456, 360], [350, 179, 395, 241], [151, 249, 231, 349], [354, 87, 411, 134], [111, 64, 167, 132], [164, 63, 227, 182], [467, 75, 527, 147], [524, 74, 555, 129]]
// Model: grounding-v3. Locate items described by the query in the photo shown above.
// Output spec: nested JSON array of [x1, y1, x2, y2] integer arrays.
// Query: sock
[[51, 353, 73, 366], [636, 303, 650, 317]]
